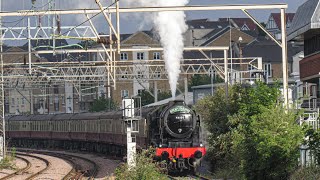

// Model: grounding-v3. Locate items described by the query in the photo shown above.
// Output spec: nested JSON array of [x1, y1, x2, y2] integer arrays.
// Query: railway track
[[187, 174, 211, 180], [17, 149, 99, 180], [168, 174, 211, 180], [1, 152, 51, 180], [0, 156, 31, 180]]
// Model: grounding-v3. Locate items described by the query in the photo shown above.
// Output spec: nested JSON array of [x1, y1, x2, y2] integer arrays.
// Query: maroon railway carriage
[[6, 100, 206, 173]]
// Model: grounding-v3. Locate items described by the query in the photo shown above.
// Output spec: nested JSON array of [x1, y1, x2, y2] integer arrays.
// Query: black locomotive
[[148, 100, 205, 173]]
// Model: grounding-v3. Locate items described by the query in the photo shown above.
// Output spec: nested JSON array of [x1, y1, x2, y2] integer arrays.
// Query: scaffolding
[[0, 1, 288, 160]]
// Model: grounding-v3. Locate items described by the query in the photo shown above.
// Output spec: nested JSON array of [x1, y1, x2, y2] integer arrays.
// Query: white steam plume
[[124, 0, 189, 97]]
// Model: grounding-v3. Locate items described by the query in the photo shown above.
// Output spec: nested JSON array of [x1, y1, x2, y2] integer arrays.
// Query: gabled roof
[[242, 37, 303, 63], [3, 46, 43, 64], [200, 27, 231, 46], [22, 39, 84, 62], [121, 31, 160, 45], [269, 13, 295, 29], [187, 19, 229, 29], [200, 27, 256, 47], [288, 0, 320, 41], [183, 50, 225, 59], [220, 18, 257, 31]]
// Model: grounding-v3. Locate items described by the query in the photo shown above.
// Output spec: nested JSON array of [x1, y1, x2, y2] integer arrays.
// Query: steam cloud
[[124, 0, 189, 97]]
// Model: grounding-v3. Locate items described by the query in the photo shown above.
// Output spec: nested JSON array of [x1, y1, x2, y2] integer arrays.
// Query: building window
[[61, 95, 65, 105], [153, 52, 160, 60], [264, 63, 272, 78], [54, 96, 59, 111], [138, 89, 144, 96], [137, 71, 144, 79], [154, 71, 161, 79], [68, 96, 72, 104], [121, 90, 129, 98], [120, 53, 128, 60], [21, 98, 25, 105], [50, 97, 53, 104], [53, 85, 59, 94], [267, 17, 276, 29], [92, 53, 97, 61], [248, 64, 257, 71], [137, 52, 144, 60], [11, 98, 15, 105], [80, 102, 86, 110]]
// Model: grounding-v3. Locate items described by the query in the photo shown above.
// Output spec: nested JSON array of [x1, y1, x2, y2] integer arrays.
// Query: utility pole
[[0, 0, 5, 161]]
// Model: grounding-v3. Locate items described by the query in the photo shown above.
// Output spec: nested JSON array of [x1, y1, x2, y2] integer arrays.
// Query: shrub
[[290, 166, 320, 180], [115, 150, 167, 180]]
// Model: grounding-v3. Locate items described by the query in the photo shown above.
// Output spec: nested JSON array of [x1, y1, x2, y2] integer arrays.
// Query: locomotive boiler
[[6, 100, 206, 173]]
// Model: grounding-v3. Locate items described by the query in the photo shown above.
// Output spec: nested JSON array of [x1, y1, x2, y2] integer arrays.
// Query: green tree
[[89, 97, 117, 112], [195, 82, 304, 179], [305, 127, 320, 165], [140, 90, 155, 106], [158, 91, 171, 101], [140, 90, 173, 106], [231, 106, 304, 179]]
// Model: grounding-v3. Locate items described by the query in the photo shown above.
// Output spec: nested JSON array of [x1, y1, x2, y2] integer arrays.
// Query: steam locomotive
[[6, 100, 206, 173]]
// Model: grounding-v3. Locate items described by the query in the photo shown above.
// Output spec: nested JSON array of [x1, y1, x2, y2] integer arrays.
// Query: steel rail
[[17, 149, 99, 180], [0, 155, 31, 180], [14, 152, 51, 180]]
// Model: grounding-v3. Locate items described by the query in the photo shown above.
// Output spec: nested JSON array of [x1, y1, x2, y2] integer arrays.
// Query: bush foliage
[[89, 97, 117, 112], [115, 150, 167, 180], [195, 82, 304, 179]]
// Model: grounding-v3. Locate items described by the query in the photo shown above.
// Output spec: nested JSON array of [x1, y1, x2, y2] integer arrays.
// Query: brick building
[[287, 0, 320, 108]]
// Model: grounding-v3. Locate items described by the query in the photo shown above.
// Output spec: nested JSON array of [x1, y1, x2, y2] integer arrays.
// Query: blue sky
[[1, 0, 308, 35], [120, 0, 307, 33]]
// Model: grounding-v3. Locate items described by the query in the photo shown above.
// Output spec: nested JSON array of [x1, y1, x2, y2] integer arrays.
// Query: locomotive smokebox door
[[161, 100, 196, 139]]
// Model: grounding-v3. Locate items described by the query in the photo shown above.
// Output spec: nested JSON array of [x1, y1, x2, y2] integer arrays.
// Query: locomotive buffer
[[122, 98, 141, 169]]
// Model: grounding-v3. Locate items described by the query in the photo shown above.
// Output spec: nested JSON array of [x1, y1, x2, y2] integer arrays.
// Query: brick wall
[[300, 53, 320, 80]]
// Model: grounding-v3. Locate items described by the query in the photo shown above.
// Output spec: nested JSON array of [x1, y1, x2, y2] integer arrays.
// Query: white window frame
[[50, 96, 53, 104], [121, 90, 129, 98], [68, 96, 72, 104], [154, 71, 161, 79], [264, 63, 272, 78], [153, 52, 161, 60], [137, 71, 144, 79], [120, 52, 128, 60], [137, 52, 145, 60], [61, 95, 65, 105], [138, 89, 144, 96]]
